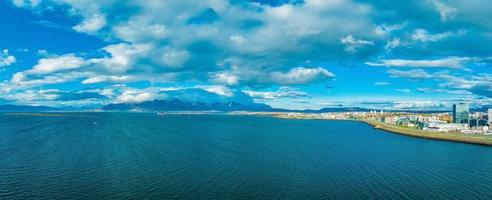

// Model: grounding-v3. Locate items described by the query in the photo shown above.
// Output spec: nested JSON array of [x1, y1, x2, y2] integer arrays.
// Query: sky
[[1, 0, 492, 110]]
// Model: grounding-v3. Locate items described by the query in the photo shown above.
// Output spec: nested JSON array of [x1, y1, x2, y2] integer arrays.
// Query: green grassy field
[[362, 120, 492, 146]]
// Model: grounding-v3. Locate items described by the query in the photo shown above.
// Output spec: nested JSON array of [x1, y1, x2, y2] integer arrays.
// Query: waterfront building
[[489, 108, 492, 126], [383, 116, 398, 124], [453, 103, 470, 124], [426, 123, 468, 133], [472, 119, 488, 127]]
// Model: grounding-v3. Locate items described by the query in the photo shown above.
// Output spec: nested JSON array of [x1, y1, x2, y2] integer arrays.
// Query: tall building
[[453, 103, 470, 124], [488, 108, 492, 126]]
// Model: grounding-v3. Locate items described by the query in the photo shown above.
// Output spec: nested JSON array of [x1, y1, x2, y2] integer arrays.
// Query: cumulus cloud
[[212, 72, 239, 86], [435, 73, 479, 90], [30, 54, 88, 74], [73, 14, 107, 34], [387, 69, 492, 99], [340, 35, 374, 53], [6, 0, 492, 108], [160, 49, 190, 68], [3, 89, 60, 102], [209, 66, 335, 86], [90, 43, 150, 73], [195, 85, 233, 97], [243, 86, 309, 100], [8, 54, 88, 88], [0, 88, 110, 106], [0, 49, 16, 67], [7, 0, 369, 88], [270, 67, 335, 85], [116, 90, 163, 104]]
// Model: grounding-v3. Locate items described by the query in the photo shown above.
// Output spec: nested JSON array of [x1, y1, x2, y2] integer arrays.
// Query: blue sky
[[1, 0, 492, 110]]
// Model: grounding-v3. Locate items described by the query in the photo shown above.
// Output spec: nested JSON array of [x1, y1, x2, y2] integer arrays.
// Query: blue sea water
[[1, 113, 492, 199]]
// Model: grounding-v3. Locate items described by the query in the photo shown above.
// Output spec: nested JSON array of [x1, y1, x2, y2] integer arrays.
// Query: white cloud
[[0, 49, 16, 67], [431, 0, 457, 22], [229, 35, 246, 44], [2, 89, 60, 102], [340, 35, 374, 53], [9, 0, 492, 109], [7, 55, 88, 88], [243, 86, 308, 100], [384, 38, 401, 50], [270, 67, 335, 85], [374, 82, 390, 86], [411, 29, 465, 42], [435, 73, 479, 90], [195, 85, 233, 97], [210, 66, 335, 86], [12, 0, 40, 7], [37, 49, 49, 55], [386, 69, 492, 98], [366, 57, 471, 69], [392, 100, 448, 111], [340, 35, 374, 46], [387, 69, 433, 79], [99, 88, 115, 98], [30, 54, 87, 74], [82, 75, 137, 84], [90, 43, 150, 73], [6, 0, 371, 90], [212, 72, 239, 86], [396, 89, 411, 93], [10, 71, 88, 88], [416, 87, 472, 95], [112, 18, 167, 43], [73, 14, 107, 34], [160, 49, 190, 68], [374, 23, 406, 37], [116, 90, 163, 104], [7, 43, 179, 88]]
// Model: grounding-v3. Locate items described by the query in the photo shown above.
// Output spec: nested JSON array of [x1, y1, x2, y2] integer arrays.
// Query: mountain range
[[1, 101, 490, 113], [101, 99, 277, 112], [0, 104, 60, 112]]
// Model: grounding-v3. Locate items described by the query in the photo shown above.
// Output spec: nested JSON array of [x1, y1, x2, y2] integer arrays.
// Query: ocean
[[1, 112, 492, 199]]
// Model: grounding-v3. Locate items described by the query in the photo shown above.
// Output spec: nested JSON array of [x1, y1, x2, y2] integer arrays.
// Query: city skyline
[[1, 0, 492, 110]]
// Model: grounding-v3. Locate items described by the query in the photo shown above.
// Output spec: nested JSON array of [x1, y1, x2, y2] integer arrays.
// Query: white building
[[425, 122, 468, 133], [489, 108, 492, 127], [383, 116, 398, 124]]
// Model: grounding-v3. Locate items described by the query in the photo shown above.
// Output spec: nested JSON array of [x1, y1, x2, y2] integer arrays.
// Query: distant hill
[[303, 107, 373, 113], [0, 104, 60, 112], [304, 107, 453, 113], [3, 102, 486, 114], [101, 100, 459, 113], [102, 99, 275, 112]]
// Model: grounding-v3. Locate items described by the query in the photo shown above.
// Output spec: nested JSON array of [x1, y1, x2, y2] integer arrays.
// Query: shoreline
[[361, 120, 492, 147]]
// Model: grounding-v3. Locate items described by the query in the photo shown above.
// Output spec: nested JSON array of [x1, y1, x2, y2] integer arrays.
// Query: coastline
[[362, 120, 492, 147]]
